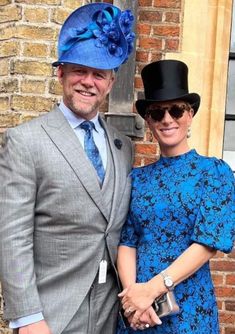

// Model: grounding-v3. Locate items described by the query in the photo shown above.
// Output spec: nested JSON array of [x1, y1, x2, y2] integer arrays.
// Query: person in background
[[0, 2, 135, 334], [117, 59, 235, 333]]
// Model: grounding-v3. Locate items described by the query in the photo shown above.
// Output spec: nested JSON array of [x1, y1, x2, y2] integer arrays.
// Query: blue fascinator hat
[[53, 2, 135, 71]]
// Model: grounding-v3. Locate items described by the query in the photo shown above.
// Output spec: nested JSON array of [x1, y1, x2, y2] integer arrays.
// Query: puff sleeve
[[191, 158, 235, 253]]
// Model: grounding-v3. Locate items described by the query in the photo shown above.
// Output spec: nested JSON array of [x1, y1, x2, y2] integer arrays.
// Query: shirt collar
[[59, 101, 102, 132]]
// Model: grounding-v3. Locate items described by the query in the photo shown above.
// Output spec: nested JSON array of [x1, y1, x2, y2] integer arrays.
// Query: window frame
[[223, 6, 235, 172]]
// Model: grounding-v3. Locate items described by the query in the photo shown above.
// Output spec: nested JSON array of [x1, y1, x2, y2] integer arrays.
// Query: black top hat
[[136, 60, 201, 119]]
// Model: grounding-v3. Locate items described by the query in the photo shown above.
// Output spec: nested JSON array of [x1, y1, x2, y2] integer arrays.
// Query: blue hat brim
[[52, 38, 127, 70]]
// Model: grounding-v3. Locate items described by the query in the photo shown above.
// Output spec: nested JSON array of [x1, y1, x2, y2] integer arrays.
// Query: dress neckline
[[158, 149, 197, 166]]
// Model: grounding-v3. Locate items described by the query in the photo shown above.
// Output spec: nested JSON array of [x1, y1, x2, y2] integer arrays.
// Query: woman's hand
[[119, 282, 154, 312], [118, 282, 162, 328]]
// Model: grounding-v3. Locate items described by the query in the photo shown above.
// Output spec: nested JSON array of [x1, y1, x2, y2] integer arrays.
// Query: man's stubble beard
[[67, 95, 102, 118]]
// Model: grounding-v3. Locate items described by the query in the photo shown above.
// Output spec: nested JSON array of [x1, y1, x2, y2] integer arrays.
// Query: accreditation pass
[[98, 260, 107, 284]]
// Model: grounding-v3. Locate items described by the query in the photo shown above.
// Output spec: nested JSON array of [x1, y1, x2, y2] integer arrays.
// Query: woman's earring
[[187, 127, 191, 138]]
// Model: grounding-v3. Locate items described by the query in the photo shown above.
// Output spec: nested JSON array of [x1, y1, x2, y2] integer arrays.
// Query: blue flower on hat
[[92, 8, 123, 58], [119, 9, 135, 61]]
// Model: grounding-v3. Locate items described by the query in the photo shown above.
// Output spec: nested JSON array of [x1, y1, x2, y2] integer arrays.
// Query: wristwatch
[[160, 270, 174, 291]]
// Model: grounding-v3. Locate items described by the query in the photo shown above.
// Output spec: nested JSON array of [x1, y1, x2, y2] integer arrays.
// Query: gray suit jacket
[[0, 106, 133, 333]]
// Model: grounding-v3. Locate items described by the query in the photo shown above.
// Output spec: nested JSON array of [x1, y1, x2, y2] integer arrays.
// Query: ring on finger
[[126, 307, 133, 314], [145, 323, 150, 328]]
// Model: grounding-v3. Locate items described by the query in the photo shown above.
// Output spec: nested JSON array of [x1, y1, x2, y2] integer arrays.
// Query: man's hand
[[126, 307, 161, 330], [19, 320, 52, 334]]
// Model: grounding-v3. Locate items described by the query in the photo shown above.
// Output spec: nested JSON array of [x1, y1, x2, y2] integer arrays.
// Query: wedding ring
[[126, 307, 133, 314], [145, 323, 150, 328]]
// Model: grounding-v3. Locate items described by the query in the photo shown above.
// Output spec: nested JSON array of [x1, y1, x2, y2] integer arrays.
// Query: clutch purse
[[152, 291, 179, 318]]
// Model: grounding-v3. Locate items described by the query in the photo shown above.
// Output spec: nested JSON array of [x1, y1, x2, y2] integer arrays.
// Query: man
[[0, 3, 135, 334]]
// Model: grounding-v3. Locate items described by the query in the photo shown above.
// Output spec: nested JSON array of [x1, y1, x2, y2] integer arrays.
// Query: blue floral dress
[[117, 150, 235, 334]]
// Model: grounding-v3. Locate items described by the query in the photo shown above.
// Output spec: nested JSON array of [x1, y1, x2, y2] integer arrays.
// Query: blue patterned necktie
[[80, 121, 105, 183]]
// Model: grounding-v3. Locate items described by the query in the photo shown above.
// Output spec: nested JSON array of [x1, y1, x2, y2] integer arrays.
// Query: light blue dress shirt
[[9, 102, 107, 328], [59, 101, 107, 169]]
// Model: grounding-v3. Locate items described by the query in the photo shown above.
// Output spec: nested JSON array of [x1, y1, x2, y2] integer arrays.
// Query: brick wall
[[0, 0, 83, 139], [0, 1, 234, 333]]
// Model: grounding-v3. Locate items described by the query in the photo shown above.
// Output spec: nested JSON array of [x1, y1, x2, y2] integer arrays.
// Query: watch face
[[165, 277, 174, 288]]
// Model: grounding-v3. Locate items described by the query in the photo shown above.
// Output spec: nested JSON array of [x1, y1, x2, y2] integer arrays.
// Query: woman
[[117, 60, 235, 333]]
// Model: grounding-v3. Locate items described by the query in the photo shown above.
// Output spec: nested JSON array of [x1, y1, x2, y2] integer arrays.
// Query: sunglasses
[[146, 104, 188, 122]]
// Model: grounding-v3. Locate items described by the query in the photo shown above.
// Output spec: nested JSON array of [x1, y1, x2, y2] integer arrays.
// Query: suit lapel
[[100, 119, 126, 230], [41, 106, 109, 221]]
